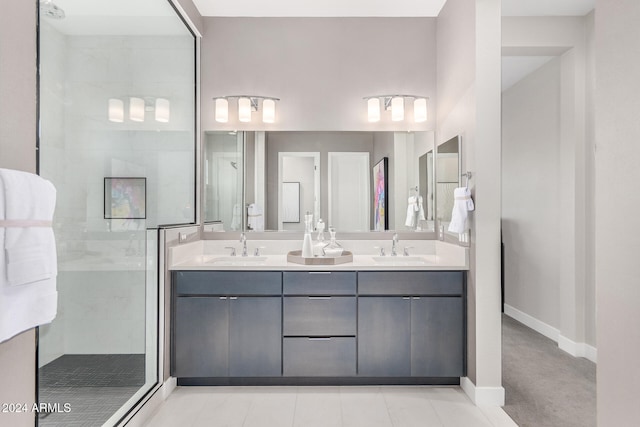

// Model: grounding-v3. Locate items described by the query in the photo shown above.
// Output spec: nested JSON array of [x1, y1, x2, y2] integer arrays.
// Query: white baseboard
[[461, 377, 505, 406], [123, 377, 177, 427], [504, 304, 560, 342], [558, 335, 598, 363], [504, 304, 597, 364]]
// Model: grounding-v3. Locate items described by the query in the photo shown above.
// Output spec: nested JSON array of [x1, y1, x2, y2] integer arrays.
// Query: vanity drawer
[[283, 271, 356, 295], [283, 296, 356, 336], [174, 271, 282, 296], [358, 272, 463, 296], [283, 337, 356, 377]]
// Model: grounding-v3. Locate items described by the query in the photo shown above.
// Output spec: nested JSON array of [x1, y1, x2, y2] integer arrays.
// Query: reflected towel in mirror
[[247, 203, 264, 231], [405, 195, 426, 228]]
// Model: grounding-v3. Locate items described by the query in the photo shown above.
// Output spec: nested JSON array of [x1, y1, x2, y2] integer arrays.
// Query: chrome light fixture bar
[[363, 95, 429, 123], [213, 95, 280, 124]]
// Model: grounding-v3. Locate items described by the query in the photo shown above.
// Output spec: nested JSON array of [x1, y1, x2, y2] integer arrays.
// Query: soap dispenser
[[313, 218, 326, 257], [301, 212, 314, 258]]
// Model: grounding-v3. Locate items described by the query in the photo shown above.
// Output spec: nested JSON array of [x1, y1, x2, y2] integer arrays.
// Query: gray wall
[[0, 1, 37, 426], [595, 0, 640, 424], [502, 57, 562, 331], [265, 132, 374, 230], [201, 17, 437, 132]]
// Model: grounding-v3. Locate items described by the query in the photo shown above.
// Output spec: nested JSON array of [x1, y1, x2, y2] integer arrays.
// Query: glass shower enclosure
[[37, 0, 196, 424]]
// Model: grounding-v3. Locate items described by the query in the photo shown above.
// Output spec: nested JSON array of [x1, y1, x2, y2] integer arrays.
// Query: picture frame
[[281, 181, 301, 223], [372, 157, 389, 231], [104, 177, 147, 219]]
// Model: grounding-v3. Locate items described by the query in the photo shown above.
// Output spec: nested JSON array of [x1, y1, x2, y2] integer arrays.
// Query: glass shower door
[[37, 0, 196, 424]]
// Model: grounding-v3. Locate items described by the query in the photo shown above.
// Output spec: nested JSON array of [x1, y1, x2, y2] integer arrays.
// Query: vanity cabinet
[[357, 272, 465, 378], [172, 269, 465, 383], [172, 271, 282, 378], [282, 271, 357, 377]]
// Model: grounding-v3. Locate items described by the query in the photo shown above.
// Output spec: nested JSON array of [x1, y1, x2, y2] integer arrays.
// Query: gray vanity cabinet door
[[173, 297, 229, 377], [358, 297, 411, 376], [229, 297, 282, 377], [411, 297, 464, 377]]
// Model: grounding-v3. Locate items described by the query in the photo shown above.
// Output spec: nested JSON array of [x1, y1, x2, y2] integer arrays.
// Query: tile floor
[[144, 386, 517, 427], [38, 354, 145, 426]]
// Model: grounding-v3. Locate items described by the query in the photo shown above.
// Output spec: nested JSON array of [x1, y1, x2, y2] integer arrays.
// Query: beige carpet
[[502, 315, 596, 427]]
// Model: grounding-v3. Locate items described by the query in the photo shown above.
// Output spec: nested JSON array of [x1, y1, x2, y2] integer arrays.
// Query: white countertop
[[169, 239, 468, 271]]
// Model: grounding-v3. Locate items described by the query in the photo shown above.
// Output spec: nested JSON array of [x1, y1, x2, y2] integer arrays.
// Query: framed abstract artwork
[[104, 177, 146, 219], [372, 157, 389, 231]]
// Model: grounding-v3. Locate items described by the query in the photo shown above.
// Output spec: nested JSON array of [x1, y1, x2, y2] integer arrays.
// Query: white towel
[[230, 204, 242, 231], [0, 168, 58, 344], [448, 187, 474, 234], [247, 203, 264, 231], [405, 196, 427, 228]]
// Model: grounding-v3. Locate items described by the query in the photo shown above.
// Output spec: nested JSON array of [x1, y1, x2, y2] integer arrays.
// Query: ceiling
[[192, 0, 594, 17], [191, 0, 447, 17]]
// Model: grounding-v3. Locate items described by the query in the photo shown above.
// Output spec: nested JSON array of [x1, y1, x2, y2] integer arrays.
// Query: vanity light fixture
[[363, 95, 429, 124], [107, 96, 171, 123], [213, 95, 280, 124]]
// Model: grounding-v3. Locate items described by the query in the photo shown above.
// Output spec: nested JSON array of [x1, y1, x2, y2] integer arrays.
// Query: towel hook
[[461, 171, 472, 187]]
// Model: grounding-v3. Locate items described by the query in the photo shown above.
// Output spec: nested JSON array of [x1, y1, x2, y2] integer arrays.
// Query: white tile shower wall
[[61, 271, 146, 355], [39, 25, 195, 360]]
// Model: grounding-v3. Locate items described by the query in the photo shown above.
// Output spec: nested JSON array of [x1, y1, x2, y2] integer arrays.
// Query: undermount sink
[[207, 256, 268, 266], [371, 256, 431, 266]]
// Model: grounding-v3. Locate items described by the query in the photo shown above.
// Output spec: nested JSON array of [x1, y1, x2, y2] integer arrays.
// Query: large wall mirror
[[436, 135, 461, 233], [204, 130, 437, 233]]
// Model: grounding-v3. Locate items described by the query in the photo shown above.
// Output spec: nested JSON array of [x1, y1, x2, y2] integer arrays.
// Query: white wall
[[502, 57, 562, 332], [595, 0, 640, 424], [201, 17, 437, 132], [0, 1, 38, 425], [437, 0, 503, 404]]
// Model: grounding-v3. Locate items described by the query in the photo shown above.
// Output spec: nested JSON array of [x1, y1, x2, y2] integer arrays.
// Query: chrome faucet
[[391, 233, 399, 256], [240, 233, 248, 257]]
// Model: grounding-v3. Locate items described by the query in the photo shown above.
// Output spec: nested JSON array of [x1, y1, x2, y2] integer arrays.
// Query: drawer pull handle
[[308, 272, 332, 275], [309, 296, 332, 300], [308, 338, 331, 341], [229, 296, 238, 300], [402, 297, 411, 300], [219, 297, 227, 300]]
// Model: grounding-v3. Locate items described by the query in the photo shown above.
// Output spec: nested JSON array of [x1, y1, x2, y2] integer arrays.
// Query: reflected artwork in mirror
[[203, 130, 436, 233]]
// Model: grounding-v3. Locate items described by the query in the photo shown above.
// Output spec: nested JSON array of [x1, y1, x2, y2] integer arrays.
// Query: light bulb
[[391, 97, 404, 121], [215, 98, 228, 123], [108, 98, 123, 123], [155, 98, 170, 123], [263, 99, 276, 123], [367, 98, 380, 122], [414, 98, 427, 123], [238, 97, 252, 123], [129, 97, 145, 122]]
